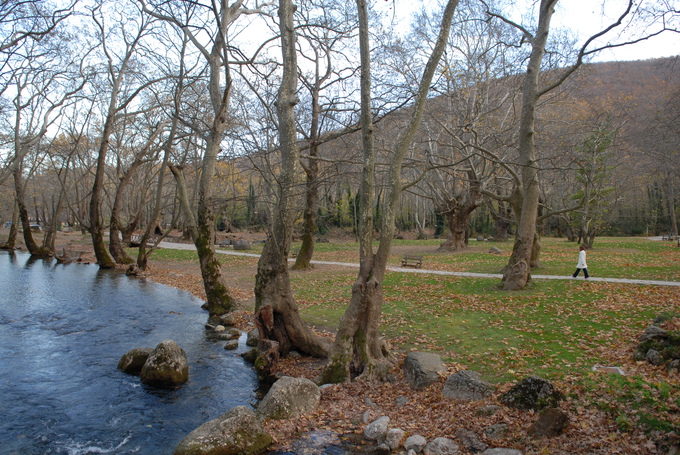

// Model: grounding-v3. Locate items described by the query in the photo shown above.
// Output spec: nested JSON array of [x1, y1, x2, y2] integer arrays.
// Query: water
[[0, 252, 259, 455]]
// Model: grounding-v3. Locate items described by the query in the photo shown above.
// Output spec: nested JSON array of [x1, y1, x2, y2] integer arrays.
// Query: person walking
[[572, 245, 589, 279]]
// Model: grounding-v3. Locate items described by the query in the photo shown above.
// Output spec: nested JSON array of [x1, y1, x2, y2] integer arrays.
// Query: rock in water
[[117, 347, 153, 375], [140, 340, 189, 387], [174, 406, 272, 455]]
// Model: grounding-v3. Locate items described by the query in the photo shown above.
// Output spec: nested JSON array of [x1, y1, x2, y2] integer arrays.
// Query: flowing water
[[0, 252, 259, 455]]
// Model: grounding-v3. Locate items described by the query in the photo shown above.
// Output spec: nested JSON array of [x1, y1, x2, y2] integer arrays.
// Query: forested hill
[[574, 57, 680, 98]]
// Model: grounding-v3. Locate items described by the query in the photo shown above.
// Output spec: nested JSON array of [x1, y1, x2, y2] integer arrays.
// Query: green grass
[[286, 236, 680, 381], [144, 235, 679, 440], [285, 236, 680, 440]]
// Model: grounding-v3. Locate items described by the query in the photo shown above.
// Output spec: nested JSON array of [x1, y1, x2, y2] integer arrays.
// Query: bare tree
[[485, 0, 678, 289], [141, 0, 275, 316], [252, 0, 331, 365], [320, 0, 459, 384]]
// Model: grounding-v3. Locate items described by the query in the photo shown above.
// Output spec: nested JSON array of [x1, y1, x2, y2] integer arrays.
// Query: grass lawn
[[287, 236, 680, 441], [151, 235, 680, 442]]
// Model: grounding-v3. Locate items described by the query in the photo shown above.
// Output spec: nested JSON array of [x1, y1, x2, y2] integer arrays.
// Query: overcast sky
[[374, 0, 680, 62]]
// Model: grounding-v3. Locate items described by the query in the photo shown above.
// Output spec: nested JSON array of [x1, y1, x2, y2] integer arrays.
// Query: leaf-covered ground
[[17, 230, 680, 453], [136, 235, 680, 454]]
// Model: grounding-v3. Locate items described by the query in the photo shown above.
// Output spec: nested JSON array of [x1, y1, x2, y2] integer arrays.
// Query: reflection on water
[[0, 252, 258, 454]]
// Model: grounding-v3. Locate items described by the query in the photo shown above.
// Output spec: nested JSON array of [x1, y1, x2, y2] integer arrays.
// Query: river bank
[[4, 228, 677, 454]]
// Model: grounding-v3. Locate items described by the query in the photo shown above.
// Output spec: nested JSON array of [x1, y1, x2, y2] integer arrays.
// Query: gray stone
[[484, 423, 509, 440], [669, 359, 680, 373], [218, 313, 236, 326], [489, 247, 502, 255], [633, 349, 647, 361], [257, 376, 321, 420], [385, 428, 405, 450], [246, 328, 260, 347], [482, 449, 523, 455], [117, 347, 153, 375], [424, 437, 459, 455], [364, 416, 390, 441], [499, 376, 564, 411], [219, 327, 242, 340], [224, 340, 239, 350], [404, 352, 445, 390], [233, 239, 252, 250], [640, 325, 668, 341], [646, 349, 663, 366], [140, 340, 189, 387], [528, 407, 569, 437], [455, 428, 487, 453], [476, 405, 502, 416], [442, 370, 494, 401], [404, 435, 428, 453], [395, 396, 409, 407], [173, 406, 272, 455], [214, 325, 226, 332], [476, 235, 484, 241]]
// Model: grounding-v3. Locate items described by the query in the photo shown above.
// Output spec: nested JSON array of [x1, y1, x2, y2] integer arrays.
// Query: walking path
[[158, 241, 680, 288]]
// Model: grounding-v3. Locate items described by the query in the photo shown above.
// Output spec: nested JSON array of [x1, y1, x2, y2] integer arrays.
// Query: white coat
[[577, 250, 587, 269]]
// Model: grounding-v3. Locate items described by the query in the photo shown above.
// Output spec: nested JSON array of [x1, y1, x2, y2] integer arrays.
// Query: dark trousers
[[573, 268, 589, 278]]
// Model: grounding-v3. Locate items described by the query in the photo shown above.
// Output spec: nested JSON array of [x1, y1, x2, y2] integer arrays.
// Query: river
[[0, 252, 259, 454]]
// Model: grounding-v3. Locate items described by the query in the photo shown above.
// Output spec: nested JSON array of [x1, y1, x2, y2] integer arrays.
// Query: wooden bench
[[401, 255, 423, 268]]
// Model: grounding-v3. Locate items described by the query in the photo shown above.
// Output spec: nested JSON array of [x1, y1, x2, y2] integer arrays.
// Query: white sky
[[374, 0, 680, 62]]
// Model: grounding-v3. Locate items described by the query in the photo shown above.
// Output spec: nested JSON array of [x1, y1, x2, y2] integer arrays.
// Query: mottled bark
[[170, 164, 236, 316], [501, 0, 557, 290], [438, 175, 481, 251], [14, 161, 51, 257], [293, 144, 319, 270], [109, 161, 142, 265], [254, 0, 330, 360]]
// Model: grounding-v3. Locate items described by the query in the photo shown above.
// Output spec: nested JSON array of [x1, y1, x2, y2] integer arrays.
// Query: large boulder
[[527, 407, 569, 437], [233, 239, 252, 251], [404, 352, 445, 390], [499, 376, 563, 411], [140, 340, 189, 387], [455, 428, 487, 453], [404, 434, 428, 453], [442, 370, 494, 401], [174, 406, 272, 455], [424, 437, 460, 455], [364, 416, 390, 441], [117, 347, 153, 375], [256, 376, 320, 420]]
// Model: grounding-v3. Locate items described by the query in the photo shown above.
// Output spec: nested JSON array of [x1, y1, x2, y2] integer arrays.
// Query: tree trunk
[[501, 0, 557, 290], [439, 209, 469, 251], [1, 200, 19, 250], [14, 160, 51, 257], [293, 143, 319, 270], [169, 164, 236, 316], [254, 0, 330, 360], [43, 189, 65, 255], [109, 163, 142, 265]]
